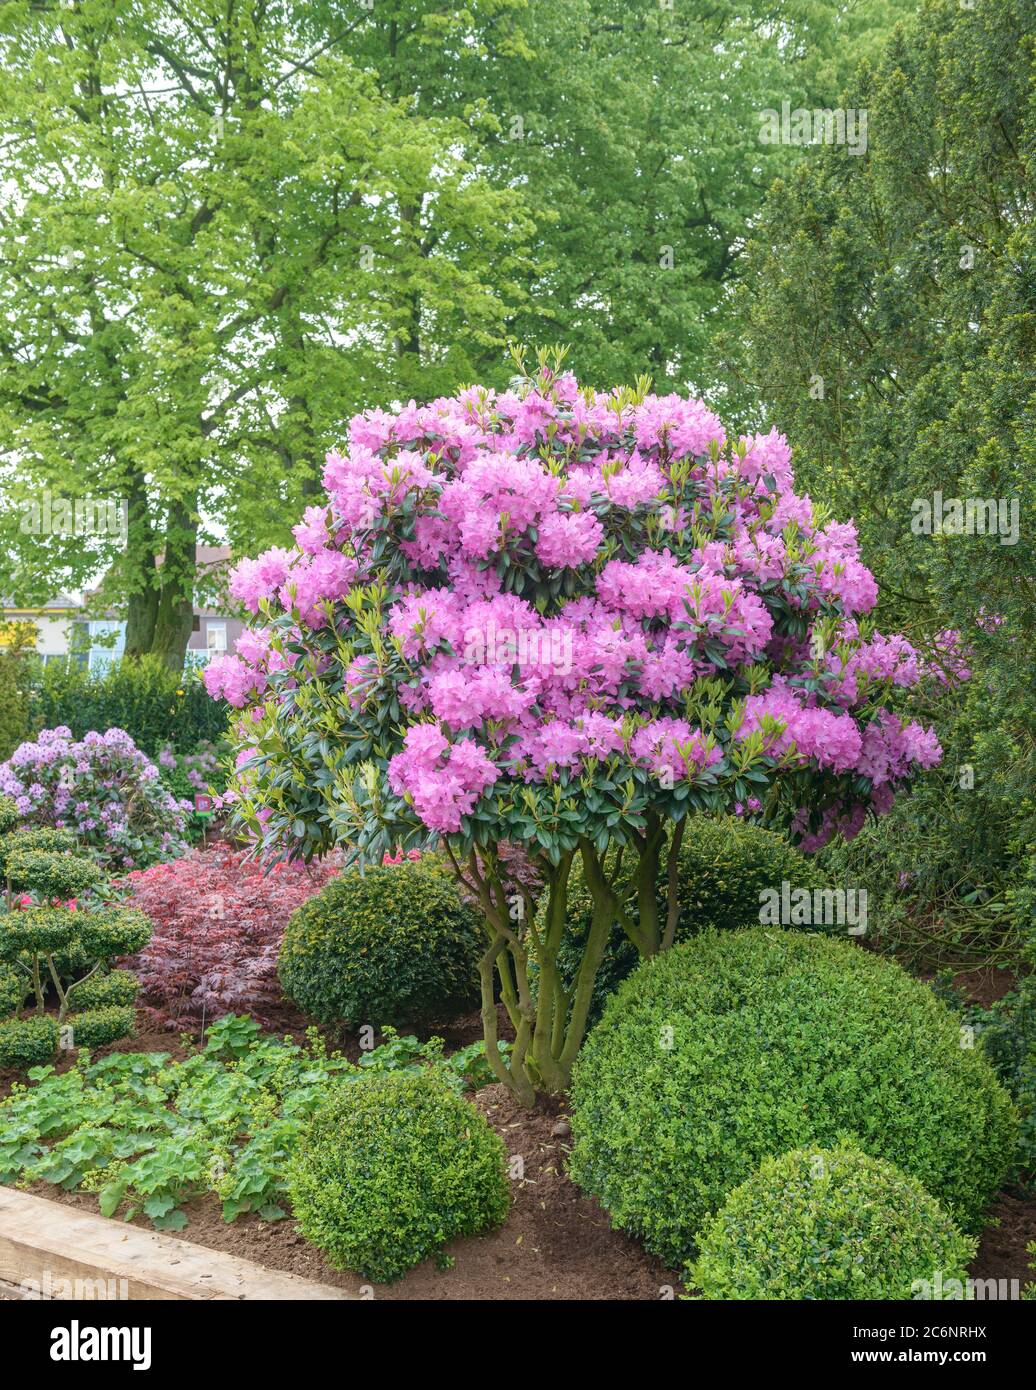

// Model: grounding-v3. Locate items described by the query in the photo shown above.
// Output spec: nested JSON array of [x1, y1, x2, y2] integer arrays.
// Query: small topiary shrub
[[0, 826, 77, 877], [569, 928, 1017, 1265], [0, 1014, 58, 1068], [65, 969, 141, 1011], [278, 859, 482, 1027], [686, 1142, 976, 1301], [64, 1005, 137, 1050], [549, 816, 828, 1025], [4, 848, 104, 900], [0, 966, 28, 1017], [287, 1069, 510, 1281]]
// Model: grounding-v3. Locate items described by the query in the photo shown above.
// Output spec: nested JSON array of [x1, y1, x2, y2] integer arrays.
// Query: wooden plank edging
[[0, 1188, 350, 1300]]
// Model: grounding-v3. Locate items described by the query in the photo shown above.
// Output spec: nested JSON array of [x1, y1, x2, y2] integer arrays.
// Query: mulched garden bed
[[12, 1079, 677, 1301], [2, 995, 1033, 1299]]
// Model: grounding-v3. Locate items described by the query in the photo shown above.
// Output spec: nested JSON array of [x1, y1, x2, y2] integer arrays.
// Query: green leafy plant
[[0, 835, 150, 1062], [934, 972, 1036, 1183], [0, 1016, 505, 1232], [686, 1142, 976, 1301], [278, 859, 482, 1027], [287, 1069, 510, 1282], [569, 928, 1017, 1265]]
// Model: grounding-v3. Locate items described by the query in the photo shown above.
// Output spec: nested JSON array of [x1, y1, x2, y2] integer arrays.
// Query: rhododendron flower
[[206, 370, 952, 1098], [0, 726, 187, 866]]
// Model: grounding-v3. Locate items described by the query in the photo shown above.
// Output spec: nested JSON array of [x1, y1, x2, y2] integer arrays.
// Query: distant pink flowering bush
[[0, 726, 189, 868], [206, 358, 951, 1100]]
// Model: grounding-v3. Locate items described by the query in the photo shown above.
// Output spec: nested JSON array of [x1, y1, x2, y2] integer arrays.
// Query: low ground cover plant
[[278, 857, 482, 1027], [0, 726, 189, 868], [288, 1068, 510, 1281], [569, 927, 1017, 1265], [686, 1142, 976, 1301], [122, 846, 339, 1026], [0, 1015, 502, 1233]]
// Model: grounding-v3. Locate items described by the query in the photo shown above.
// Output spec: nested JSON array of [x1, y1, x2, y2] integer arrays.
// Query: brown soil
[[972, 1191, 1036, 1289], [21, 1082, 677, 1301], [2, 1000, 1033, 1299]]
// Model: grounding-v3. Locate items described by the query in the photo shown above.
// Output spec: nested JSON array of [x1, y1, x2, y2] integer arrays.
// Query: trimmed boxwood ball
[[569, 928, 1017, 1265], [548, 816, 827, 1025], [686, 1142, 976, 1301], [0, 1014, 58, 1067], [278, 858, 482, 1027], [0, 826, 78, 876], [65, 1005, 136, 1050], [66, 969, 140, 1011], [5, 848, 103, 899], [287, 1069, 510, 1281], [671, 816, 830, 933]]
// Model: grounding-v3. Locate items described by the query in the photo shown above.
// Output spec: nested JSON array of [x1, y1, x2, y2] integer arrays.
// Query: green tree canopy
[[0, 0, 535, 664]]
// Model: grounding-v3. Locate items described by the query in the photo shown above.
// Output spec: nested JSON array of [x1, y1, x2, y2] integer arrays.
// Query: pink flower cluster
[[205, 373, 948, 846], [387, 724, 498, 833]]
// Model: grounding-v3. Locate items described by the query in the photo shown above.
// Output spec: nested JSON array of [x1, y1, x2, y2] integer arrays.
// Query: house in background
[[3, 547, 245, 671], [0, 595, 80, 662], [184, 545, 246, 666]]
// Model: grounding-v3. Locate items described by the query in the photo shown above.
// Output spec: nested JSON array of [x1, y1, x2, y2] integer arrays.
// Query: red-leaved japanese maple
[[120, 846, 339, 1026]]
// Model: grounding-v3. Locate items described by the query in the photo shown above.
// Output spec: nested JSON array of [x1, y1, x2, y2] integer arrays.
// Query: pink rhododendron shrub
[[121, 846, 340, 1026], [0, 727, 189, 868], [206, 356, 948, 1101]]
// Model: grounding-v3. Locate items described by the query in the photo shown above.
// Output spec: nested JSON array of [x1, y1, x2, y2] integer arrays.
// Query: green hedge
[[287, 1070, 510, 1281], [0, 827, 78, 877], [27, 654, 228, 756], [570, 928, 1017, 1265], [0, 640, 34, 761], [687, 1142, 976, 1301], [279, 858, 482, 1027]]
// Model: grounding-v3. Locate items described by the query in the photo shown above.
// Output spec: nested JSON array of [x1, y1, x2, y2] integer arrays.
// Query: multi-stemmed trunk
[[445, 816, 686, 1107]]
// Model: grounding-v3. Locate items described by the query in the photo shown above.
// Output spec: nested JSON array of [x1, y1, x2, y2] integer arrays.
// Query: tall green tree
[[0, 0, 534, 666], [731, 0, 1036, 960], [1, 0, 917, 669], [354, 0, 920, 394]]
